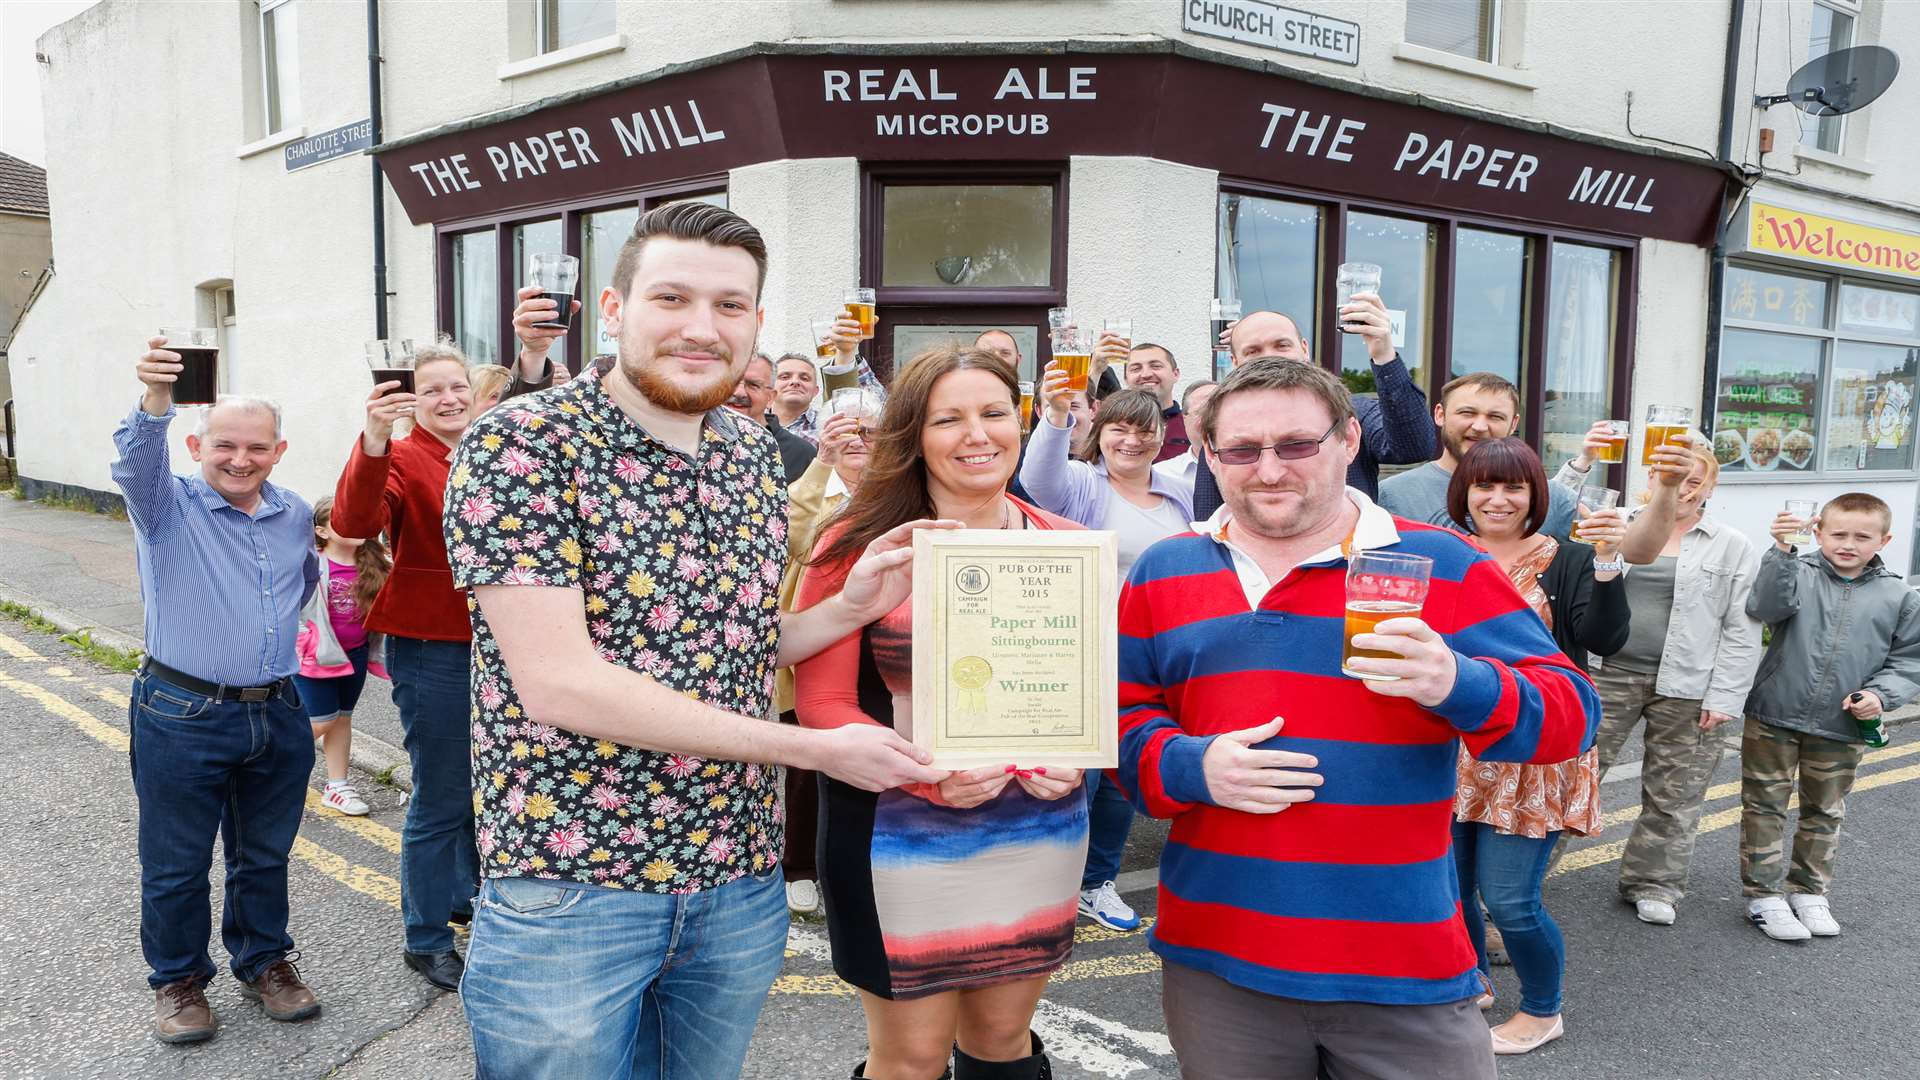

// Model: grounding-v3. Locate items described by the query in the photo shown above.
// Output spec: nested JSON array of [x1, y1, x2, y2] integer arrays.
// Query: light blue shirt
[[110, 403, 318, 685]]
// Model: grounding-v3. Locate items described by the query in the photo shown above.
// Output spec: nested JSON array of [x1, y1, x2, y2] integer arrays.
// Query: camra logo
[[955, 565, 991, 596]]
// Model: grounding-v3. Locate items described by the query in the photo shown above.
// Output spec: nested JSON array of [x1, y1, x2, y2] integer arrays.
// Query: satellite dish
[[1756, 45, 1900, 116]]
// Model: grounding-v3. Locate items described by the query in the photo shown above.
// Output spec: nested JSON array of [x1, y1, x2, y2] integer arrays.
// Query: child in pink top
[[293, 496, 390, 816]]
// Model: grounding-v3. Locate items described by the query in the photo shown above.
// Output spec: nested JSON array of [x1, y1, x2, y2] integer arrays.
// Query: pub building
[[10, 2, 1917, 574]]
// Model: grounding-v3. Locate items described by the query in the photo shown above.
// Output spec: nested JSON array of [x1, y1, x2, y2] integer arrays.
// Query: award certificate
[[910, 529, 1118, 770]]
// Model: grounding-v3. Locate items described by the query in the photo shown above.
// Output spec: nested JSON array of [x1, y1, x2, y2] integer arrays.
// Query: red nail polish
[[1033, 767, 1048, 776], [1004, 765, 1018, 774]]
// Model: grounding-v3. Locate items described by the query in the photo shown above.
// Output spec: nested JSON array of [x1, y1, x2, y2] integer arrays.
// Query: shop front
[[374, 42, 1729, 477], [1712, 195, 1920, 576]]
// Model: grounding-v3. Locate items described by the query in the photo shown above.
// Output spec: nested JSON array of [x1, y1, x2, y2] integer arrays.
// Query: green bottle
[[1852, 693, 1891, 748]]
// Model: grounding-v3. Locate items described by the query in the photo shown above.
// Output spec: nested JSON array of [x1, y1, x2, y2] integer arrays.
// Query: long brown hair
[[811, 346, 1019, 569], [312, 495, 391, 617]]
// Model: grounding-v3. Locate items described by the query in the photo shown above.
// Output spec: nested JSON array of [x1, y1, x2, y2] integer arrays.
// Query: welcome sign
[[1745, 201, 1920, 281]]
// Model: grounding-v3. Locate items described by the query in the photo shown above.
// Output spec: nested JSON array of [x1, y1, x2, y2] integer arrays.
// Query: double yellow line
[[0, 628, 408, 913]]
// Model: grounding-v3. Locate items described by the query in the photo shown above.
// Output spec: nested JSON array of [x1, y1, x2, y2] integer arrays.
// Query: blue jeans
[[1081, 768, 1135, 890], [1452, 820, 1565, 1017], [128, 670, 313, 987], [293, 642, 371, 721], [463, 870, 789, 1080], [387, 636, 479, 954]]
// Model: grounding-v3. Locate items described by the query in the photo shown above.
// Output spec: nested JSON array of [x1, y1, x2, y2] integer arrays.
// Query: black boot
[[952, 1032, 1049, 1080], [852, 1061, 954, 1079]]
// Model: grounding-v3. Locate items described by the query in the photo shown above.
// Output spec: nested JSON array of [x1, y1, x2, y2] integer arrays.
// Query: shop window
[[1802, 3, 1856, 154], [539, 0, 616, 53], [1716, 329, 1823, 475], [1449, 228, 1529, 388], [1540, 242, 1618, 473], [1828, 342, 1917, 472], [1406, 0, 1501, 63], [513, 219, 565, 371], [452, 229, 500, 366], [1341, 212, 1435, 394], [259, 0, 300, 134], [881, 185, 1054, 288], [581, 207, 639, 357], [1217, 193, 1321, 357], [1717, 266, 1919, 478]]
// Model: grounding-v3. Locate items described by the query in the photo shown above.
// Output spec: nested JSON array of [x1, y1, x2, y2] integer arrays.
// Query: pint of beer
[[1642, 404, 1695, 465], [1335, 262, 1383, 334], [1018, 381, 1035, 432], [811, 318, 840, 360], [1595, 420, 1629, 463], [159, 327, 220, 405], [529, 253, 580, 330], [1053, 328, 1093, 393], [1784, 499, 1818, 546], [1571, 486, 1620, 542], [365, 339, 418, 395], [845, 288, 877, 340], [1341, 551, 1433, 681]]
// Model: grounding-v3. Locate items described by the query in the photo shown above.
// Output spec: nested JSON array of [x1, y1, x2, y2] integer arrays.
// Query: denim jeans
[[387, 636, 479, 954], [128, 670, 313, 987], [1081, 768, 1136, 890], [463, 870, 789, 1080], [1453, 821, 1565, 1017]]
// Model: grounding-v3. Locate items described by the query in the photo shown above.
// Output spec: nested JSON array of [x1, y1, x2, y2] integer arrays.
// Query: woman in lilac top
[[1017, 373, 1195, 933]]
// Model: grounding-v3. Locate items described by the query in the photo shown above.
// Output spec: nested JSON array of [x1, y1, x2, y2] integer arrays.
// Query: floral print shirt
[[444, 373, 789, 892]]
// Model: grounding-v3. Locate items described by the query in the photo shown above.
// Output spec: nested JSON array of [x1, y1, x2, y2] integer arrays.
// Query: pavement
[[6, 491, 1920, 1079]]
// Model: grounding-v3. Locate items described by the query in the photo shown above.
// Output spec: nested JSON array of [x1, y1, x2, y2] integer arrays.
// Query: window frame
[[1217, 177, 1637, 483], [1803, 0, 1860, 156], [860, 164, 1070, 379], [1716, 259, 1920, 482], [258, 0, 299, 135], [1405, 0, 1503, 64], [434, 175, 728, 369], [536, 0, 615, 55]]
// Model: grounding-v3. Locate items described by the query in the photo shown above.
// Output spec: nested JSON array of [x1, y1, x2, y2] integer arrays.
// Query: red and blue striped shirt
[[1115, 492, 1600, 1005]]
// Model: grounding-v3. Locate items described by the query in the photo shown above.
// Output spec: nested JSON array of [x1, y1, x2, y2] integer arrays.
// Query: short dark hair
[[1822, 491, 1894, 533], [1440, 372, 1521, 412], [1201, 357, 1352, 445], [1180, 379, 1216, 414], [611, 202, 768, 302], [1447, 437, 1550, 537], [1076, 388, 1165, 464], [1129, 343, 1177, 369]]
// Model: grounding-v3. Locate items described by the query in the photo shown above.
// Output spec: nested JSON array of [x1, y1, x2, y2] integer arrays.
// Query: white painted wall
[[1065, 156, 1217, 400], [727, 158, 861, 360]]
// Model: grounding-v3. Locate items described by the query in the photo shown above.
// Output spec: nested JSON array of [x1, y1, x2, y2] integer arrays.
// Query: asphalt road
[[2, 616, 1916, 1080]]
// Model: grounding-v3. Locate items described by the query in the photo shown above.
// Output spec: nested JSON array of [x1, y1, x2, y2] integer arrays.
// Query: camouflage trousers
[[1739, 721, 1864, 898], [1592, 667, 1727, 904]]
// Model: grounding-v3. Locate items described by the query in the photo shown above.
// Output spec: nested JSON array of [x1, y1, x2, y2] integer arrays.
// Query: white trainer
[[786, 878, 822, 916], [1077, 881, 1142, 932], [1634, 899, 1677, 926], [322, 784, 370, 816], [1748, 896, 1812, 941], [1788, 894, 1841, 937]]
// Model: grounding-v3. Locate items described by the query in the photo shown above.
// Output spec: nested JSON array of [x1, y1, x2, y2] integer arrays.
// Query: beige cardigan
[[775, 458, 850, 714]]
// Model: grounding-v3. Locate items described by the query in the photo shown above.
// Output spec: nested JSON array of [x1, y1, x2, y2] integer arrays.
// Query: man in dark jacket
[[1191, 297, 1432, 517], [724, 352, 815, 483]]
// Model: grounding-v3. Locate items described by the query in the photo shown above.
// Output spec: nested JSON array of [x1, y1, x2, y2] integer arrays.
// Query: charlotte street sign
[[286, 119, 375, 173]]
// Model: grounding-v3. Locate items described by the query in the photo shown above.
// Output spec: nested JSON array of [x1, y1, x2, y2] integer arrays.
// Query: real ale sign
[[1748, 202, 1920, 281]]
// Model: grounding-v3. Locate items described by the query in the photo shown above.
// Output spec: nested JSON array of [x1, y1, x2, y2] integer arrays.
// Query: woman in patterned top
[[1445, 437, 1631, 1055], [795, 347, 1088, 1080]]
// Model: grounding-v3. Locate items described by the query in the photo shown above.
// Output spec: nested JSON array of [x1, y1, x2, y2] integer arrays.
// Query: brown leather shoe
[[240, 956, 320, 1021], [154, 979, 217, 1043]]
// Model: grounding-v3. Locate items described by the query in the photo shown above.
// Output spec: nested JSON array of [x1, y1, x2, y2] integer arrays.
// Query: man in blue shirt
[[112, 337, 321, 1044], [1190, 296, 1433, 516]]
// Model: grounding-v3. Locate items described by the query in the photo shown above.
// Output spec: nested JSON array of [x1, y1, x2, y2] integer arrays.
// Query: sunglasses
[[1209, 420, 1342, 465]]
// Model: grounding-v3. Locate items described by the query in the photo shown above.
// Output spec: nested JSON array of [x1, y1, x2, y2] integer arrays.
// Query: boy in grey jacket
[[1740, 492, 1920, 941]]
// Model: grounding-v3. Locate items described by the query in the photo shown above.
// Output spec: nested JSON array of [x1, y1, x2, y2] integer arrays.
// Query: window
[[259, 0, 300, 134], [539, 0, 616, 53], [437, 181, 724, 370], [1541, 243, 1619, 472], [1340, 212, 1435, 393], [1449, 228, 1530, 387], [452, 230, 500, 365], [1715, 264, 1919, 478], [881, 185, 1054, 289], [1217, 193, 1321, 357], [1406, 0, 1500, 63], [1802, 3, 1855, 154]]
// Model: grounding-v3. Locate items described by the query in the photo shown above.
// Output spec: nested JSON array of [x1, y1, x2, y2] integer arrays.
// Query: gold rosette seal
[[950, 655, 992, 716]]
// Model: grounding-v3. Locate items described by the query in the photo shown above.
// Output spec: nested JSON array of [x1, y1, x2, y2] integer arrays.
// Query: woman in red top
[[795, 348, 1087, 1080], [331, 340, 478, 991]]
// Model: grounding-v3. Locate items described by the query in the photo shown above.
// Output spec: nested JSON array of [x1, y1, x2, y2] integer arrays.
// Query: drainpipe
[[368, 0, 389, 339], [1699, 0, 1748, 425]]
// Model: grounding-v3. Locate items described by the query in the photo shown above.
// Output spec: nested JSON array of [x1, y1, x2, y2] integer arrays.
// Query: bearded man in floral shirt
[[445, 203, 948, 1080]]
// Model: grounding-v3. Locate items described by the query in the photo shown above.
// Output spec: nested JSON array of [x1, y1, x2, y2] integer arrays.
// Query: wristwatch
[[1593, 553, 1625, 573]]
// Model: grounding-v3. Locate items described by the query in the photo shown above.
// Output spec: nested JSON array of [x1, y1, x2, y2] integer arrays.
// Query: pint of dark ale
[[530, 253, 580, 330], [365, 340, 417, 395], [158, 327, 219, 405]]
